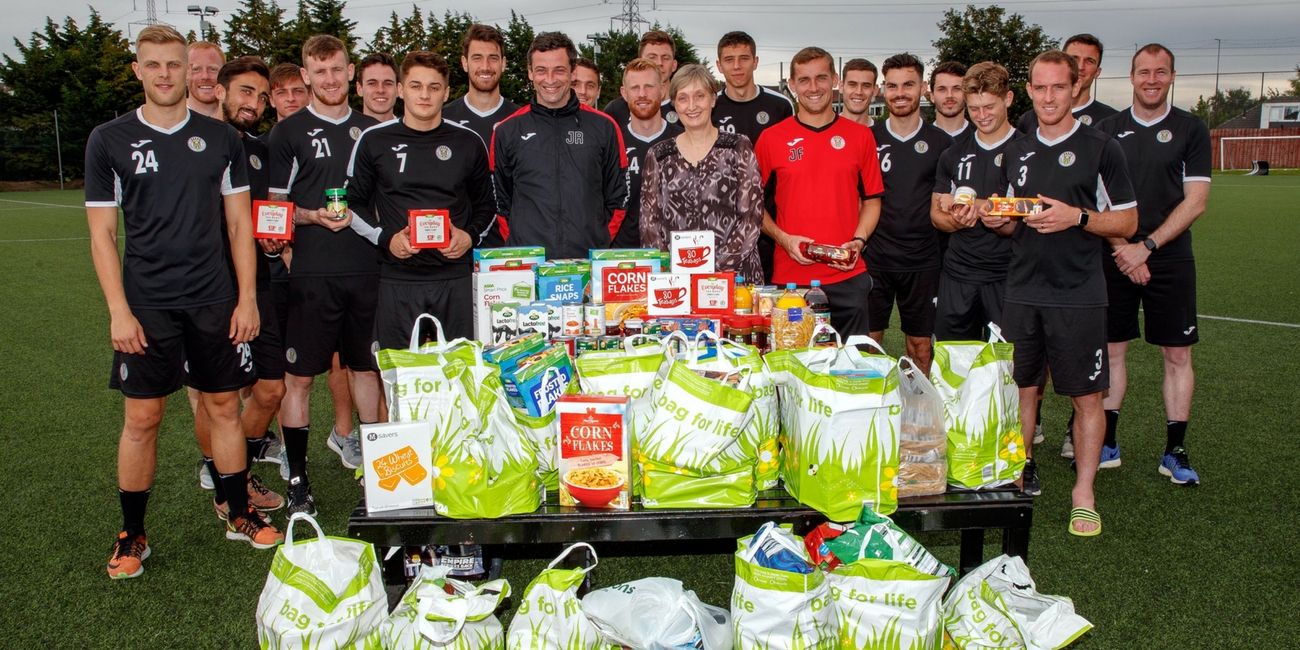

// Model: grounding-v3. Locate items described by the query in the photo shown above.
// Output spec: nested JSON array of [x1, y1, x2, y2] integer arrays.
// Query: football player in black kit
[[614, 57, 683, 248]]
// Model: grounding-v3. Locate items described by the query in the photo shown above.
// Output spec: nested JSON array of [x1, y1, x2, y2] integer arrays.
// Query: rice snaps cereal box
[[556, 395, 630, 510], [670, 230, 716, 273], [537, 262, 591, 303], [647, 273, 691, 316], [472, 270, 536, 343], [359, 420, 434, 514]]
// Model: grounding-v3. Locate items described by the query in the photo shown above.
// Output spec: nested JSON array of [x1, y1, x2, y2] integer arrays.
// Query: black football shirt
[[1017, 97, 1118, 133], [1095, 106, 1211, 262], [85, 108, 249, 309], [1000, 120, 1137, 307], [614, 118, 684, 248], [443, 95, 520, 246], [239, 132, 275, 290], [266, 104, 379, 277], [933, 129, 1021, 283], [713, 87, 795, 147], [346, 119, 496, 282], [867, 119, 953, 271]]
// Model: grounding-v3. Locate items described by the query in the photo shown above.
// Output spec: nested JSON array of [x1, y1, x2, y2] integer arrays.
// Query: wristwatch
[[1076, 209, 1090, 228], [1143, 237, 1158, 251]]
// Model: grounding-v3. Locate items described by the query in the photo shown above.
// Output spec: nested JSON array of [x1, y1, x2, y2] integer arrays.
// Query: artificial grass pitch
[[0, 176, 1297, 648]]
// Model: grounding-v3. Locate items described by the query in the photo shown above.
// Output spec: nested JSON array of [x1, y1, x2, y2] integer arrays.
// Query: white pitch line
[[1199, 314, 1300, 328], [0, 198, 87, 209], [0, 237, 91, 242]]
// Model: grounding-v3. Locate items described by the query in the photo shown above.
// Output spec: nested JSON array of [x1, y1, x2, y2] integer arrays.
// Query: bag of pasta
[[897, 356, 947, 498]]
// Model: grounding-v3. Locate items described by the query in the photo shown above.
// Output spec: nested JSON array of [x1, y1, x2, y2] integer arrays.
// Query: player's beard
[[469, 70, 500, 93], [888, 96, 919, 119], [937, 102, 963, 119], [629, 100, 659, 121], [312, 85, 348, 108], [224, 102, 261, 132]]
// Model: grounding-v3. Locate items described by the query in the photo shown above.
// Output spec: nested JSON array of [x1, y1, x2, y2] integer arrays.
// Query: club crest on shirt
[[1157, 129, 1173, 143], [756, 111, 770, 125], [436, 145, 452, 161], [371, 341, 380, 355], [914, 141, 929, 154], [350, 126, 362, 140], [249, 154, 262, 170], [286, 347, 298, 363], [188, 136, 206, 152], [1059, 151, 1077, 167], [830, 135, 846, 150], [1080, 115, 1093, 125], [119, 363, 128, 381], [666, 111, 679, 123], [995, 153, 1004, 167]]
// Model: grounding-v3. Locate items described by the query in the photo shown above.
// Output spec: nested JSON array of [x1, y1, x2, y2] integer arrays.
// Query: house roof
[[1219, 104, 1263, 129]]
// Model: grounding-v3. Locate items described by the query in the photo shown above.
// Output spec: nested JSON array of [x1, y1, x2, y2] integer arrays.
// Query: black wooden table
[[348, 487, 1033, 587]]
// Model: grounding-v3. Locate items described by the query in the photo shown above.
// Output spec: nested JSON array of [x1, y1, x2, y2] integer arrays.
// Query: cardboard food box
[[500, 345, 574, 417], [472, 270, 536, 343], [473, 246, 546, 272], [252, 200, 294, 241], [691, 272, 735, 315], [517, 303, 550, 339], [484, 331, 546, 372], [409, 209, 450, 248], [600, 261, 654, 326], [541, 300, 563, 339], [647, 273, 692, 316], [670, 230, 716, 273], [489, 302, 520, 346], [986, 196, 1043, 218], [589, 249, 662, 302], [555, 395, 631, 510], [536, 262, 591, 303], [359, 420, 434, 514]]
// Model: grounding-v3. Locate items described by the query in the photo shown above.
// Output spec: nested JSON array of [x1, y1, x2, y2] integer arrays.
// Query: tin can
[[598, 335, 622, 350], [562, 302, 584, 336], [583, 303, 605, 336], [553, 335, 576, 358], [325, 188, 347, 219], [623, 318, 643, 336], [574, 336, 598, 354]]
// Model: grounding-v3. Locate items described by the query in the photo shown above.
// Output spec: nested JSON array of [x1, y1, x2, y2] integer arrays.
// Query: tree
[[365, 5, 429, 62], [576, 24, 700, 108], [499, 11, 535, 105], [931, 5, 1057, 124], [1190, 88, 1261, 129], [222, 0, 292, 62], [0, 10, 139, 181]]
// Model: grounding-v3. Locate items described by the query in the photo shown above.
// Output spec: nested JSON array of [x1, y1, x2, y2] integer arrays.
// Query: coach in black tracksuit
[[491, 32, 628, 260]]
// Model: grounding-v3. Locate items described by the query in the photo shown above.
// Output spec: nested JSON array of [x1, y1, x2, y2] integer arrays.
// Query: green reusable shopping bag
[[941, 555, 1092, 650], [715, 338, 781, 491], [931, 325, 1025, 489], [505, 544, 615, 650], [377, 314, 483, 424], [384, 565, 511, 650], [511, 370, 579, 495], [640, 332, 757, 508], [829, 559, 949, 650], [732, 523, 837, 650], [429, 353, 542, 519], [255, 514, 386, 650], [576, 334, 673, 497], [771, 329, 902, 521]]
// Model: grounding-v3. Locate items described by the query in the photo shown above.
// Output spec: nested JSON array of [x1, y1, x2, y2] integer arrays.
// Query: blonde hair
[[187, 40, 225, 64], [622, 57, 660, 86], [135, 25, 186, 50], [962, 61, 1010, 97], [668, 63, 718, 101]]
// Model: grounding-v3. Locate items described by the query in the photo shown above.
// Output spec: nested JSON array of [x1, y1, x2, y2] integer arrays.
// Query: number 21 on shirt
[[312, 137, 332, 159]]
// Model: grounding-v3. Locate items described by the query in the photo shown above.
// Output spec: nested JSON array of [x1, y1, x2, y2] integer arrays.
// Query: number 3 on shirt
[[1016, 165, 1028, 187]]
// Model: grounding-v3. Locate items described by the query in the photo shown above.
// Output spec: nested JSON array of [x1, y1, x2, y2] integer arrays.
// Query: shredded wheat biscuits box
[[360, 420, 434, 514], [556, 395, 630, 510]]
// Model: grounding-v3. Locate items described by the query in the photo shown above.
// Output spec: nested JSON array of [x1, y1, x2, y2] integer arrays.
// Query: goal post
[[1219, 135, 1300, 171]]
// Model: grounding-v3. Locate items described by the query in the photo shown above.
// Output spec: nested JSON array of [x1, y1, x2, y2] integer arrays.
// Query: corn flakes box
[[555, 395, 630, 510]]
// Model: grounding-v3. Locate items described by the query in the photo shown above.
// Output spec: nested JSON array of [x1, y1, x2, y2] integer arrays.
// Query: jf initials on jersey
[[1001, 120, 1137, 307], [867, 120, 953, 271], [84, 108, 250, 309], [933, 130, 1022, 283], [1095, 106, 1212, 262], [1017, 97, 1119, 133], [754, 116, 884, 287], [266, 105, 379, 277], [614, 119, 684, 247], [713, 87, 795, 147], [346, 119, 497, 281]]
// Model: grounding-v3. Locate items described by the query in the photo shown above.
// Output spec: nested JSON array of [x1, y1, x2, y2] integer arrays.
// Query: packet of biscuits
[[985, 196, 1043, 218]]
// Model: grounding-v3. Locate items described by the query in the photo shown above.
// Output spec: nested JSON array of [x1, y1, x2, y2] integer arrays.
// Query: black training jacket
[[491, 91, 628, 259]]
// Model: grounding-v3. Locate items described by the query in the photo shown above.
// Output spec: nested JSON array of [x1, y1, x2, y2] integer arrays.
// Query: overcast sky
[[5, 0, 1299, 109]]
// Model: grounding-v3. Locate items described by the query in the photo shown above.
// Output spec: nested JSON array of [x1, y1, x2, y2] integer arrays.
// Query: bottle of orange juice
[[734, 275, 753, 315], [776, 282, 806, 310]]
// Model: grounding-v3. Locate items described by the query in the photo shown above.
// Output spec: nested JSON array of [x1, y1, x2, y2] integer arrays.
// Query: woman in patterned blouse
[[640, 64, 764, 283]]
